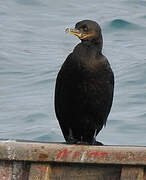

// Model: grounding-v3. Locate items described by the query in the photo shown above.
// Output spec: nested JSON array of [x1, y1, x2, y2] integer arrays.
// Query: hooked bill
[[65, 28, 70, 33]]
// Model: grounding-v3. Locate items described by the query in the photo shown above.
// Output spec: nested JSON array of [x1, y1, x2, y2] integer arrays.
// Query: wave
[[104, 19, 140, 31]]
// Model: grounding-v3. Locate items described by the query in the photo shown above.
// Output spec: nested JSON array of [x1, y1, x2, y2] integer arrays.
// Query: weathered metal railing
[[0, 140, 145, 179]]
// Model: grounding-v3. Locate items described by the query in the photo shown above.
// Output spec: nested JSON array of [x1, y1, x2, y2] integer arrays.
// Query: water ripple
[[106, 19, 140, 31]]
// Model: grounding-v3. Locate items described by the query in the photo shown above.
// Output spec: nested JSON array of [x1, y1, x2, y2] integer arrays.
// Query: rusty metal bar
[[0, 141, 145, 165], [0, 161, 12, 179], [120, 166, 144, 180], [12, 161, 30, 180], [29, 163, 51, 180], [0, 141, 145, 179]]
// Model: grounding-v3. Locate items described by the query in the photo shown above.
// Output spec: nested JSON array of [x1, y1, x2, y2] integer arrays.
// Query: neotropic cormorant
[[55, 20, 114, 145]]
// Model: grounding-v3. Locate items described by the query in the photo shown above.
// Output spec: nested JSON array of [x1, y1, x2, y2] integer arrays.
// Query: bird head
[[65, 20, 102, 42]]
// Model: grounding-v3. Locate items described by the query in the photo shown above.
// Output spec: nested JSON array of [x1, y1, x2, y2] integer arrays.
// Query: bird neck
[[73, 33, 103, 62], [73, 43, 102, 64], [81, 34, 103, 54]]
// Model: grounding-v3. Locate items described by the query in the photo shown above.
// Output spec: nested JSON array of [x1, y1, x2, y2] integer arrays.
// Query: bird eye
[[82, 26, 88, 32]]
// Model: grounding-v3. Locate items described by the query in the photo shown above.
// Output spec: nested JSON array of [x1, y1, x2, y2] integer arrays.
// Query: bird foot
[[93, 141, 103, 146], [91, 137, 103, 146], [66, 139, 77, 144], [76, 141, 89, 145], [66, 128, 78, 144]]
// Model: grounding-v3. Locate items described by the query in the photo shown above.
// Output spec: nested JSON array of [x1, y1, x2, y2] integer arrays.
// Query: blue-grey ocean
[[0, 0, 146, 146]]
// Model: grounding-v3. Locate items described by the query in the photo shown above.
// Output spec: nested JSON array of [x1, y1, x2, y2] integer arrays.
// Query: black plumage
[[55, 20, 114, 145]]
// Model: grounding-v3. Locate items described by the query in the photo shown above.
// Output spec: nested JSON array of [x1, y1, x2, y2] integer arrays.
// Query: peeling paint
[[86, 151, 109, 159], [81, 152, 86, 162], [73, 151, 80, 159], [0, 141, 146, 165], [7, 145, 16, 160], [56, 148, 72, 160], [0, 142, 145, 179], [56, 149, 109, 162]]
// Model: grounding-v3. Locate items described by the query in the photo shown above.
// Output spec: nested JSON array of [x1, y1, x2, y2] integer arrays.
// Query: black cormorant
[[55, 20, 114, 145]]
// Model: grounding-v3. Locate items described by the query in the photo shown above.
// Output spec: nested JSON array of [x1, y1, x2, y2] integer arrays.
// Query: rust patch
[[0, 162, 12, 180], [39, 153, 48, 160], [0, 168, 10, 180], [33, 149, 38, 152], [121, 166, 144, 180], [53, 167, 62, 175]]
